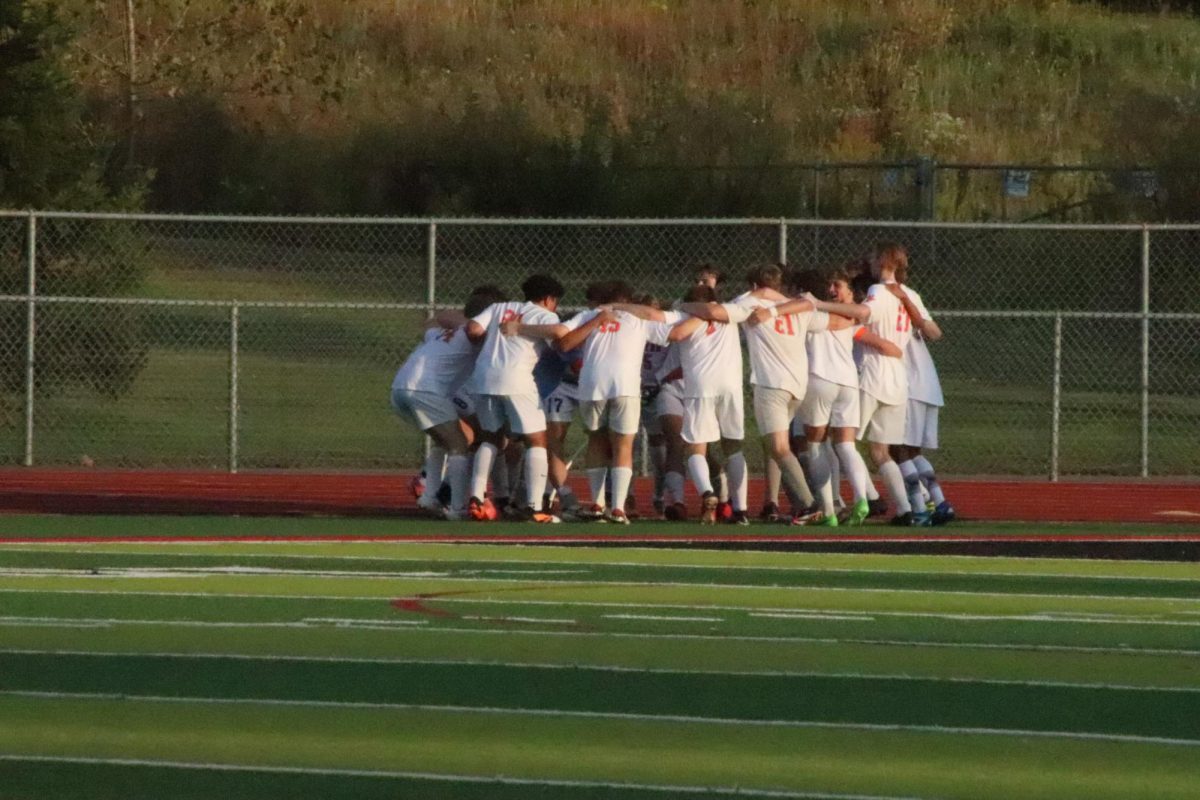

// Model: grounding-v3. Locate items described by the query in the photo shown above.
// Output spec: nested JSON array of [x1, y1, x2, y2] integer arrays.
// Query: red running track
[[0, 469, 1196, 524]]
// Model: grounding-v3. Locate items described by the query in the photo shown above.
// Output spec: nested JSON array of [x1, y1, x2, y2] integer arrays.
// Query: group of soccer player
[[390, 241, 956, 527]]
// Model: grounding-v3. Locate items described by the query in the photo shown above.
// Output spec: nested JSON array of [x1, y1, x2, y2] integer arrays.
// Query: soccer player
[[517, 282, 674, 524], [799, 269, 902, 525], [465, 274, 565, 523], [858, 242, 927, 525], [679, 263, 834, 526], [391, 285, 506, 519], [666, 284, 751, 524], [634, 293, 671, 516], [888, 272, 956, 525]]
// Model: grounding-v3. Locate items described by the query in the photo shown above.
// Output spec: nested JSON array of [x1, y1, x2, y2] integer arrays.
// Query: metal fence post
[[24, 212, 36, 467], [229, 302, 240, 473], [777, 219, 787, 264], [426, 222, 437, 318], [1140, 225, 1150, 478], [1050, 314, 1062, 482]]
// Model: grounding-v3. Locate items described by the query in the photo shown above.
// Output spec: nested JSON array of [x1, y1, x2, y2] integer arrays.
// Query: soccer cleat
[[624, 495, 640, 520], [932, 501, 956, 525], [847, 498, 870, 527], [511, 506, 561, 524], [435, 482, 452, 507], [664, 502, 688, 521], [867, 498, 889, 518], [813, 512, 839, 528], [699, 491, 719, 525], [577, 503, 607, 522], [789, 509, 824, 526], [416, 494, 443, 515], [443, 508, 468, 522], [605, 508, 631, 525], [911, 511, 934, 527], [718, 501, 734, 522], [926, 500, 937, 514], [468, 497, 489, 521], [409, 473, 426, 499], [728, 510, 750, 527], [889, 512, 914, 527], [759, 502, 780, 522], [652, 498, 665, 517]]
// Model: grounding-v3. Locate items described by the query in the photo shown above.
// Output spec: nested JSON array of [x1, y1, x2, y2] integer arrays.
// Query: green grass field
[[1, 519, 1198, 799]]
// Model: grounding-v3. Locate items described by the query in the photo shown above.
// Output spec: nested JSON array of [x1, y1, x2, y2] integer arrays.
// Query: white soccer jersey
[[724, 292, 828, 398], [677, 313, 743, 398], [901, 287, 945, 407], [807, 324, 860, 389], [391, 325, 477, 397], [469, 301, 560, 396], [562, 309, 675, 400], [859, 282, 912, 405]]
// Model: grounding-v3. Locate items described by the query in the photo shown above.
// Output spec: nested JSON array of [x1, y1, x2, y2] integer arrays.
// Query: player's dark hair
[[789, 268, 826, 297], [522, 274, 565, 303], [463, 284, 507, 318], [850, 273, 874, 304], [684, 284, 717, 304], [584, 281, 613, 306], [747, 263, 784, 291], [632, 293, 662, 310], [607, 280, 635, 303], [694, 263, 725, 285]]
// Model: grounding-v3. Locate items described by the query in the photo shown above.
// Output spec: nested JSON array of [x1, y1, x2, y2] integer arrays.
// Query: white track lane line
[[0, 754, 917, 800], [603, 614, 724, 622], [4, 690, 1199, 748]]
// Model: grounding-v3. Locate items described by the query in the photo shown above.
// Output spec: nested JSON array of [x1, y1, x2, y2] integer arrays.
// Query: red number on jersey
[[773, 315, 796, 336], [500, 309, 522, 324], [896, 307, 910, 333], [705, 321, 717, 335], [598, 320, 621, 333]]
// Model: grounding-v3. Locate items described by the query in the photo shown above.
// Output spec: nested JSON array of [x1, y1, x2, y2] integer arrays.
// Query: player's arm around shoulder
[[667, 313, 705, 342], [855, 326, 903, 358]]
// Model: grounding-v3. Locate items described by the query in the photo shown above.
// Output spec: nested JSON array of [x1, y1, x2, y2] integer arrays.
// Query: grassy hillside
[[53, 1, 1200, 216]]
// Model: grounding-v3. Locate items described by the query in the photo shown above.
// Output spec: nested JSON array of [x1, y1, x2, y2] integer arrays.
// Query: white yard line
[[0, 754, 917, 800], [603, 614, 724, 622], [4, 690, 1199, 748], [3, 648, 1200, 694]]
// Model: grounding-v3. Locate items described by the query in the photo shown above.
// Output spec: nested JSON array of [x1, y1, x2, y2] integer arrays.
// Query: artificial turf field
[[1, 515, 1198, 799]]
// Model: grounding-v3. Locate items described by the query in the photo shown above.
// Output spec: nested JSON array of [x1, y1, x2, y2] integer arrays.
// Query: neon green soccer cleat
[[848, 498, 870, 526]]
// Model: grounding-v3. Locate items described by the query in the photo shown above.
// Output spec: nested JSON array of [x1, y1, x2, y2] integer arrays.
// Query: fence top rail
[[9, 209, 1200, 231]]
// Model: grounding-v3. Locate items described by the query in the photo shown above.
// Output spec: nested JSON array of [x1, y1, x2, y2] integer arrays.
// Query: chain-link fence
[[2, 211, 1197, 479]]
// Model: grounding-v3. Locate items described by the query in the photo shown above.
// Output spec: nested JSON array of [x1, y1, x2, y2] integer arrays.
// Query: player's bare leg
[[899, 445, 953, 524], [659, 414, 688, 519], [802, 424, 838, 526], [761, 447, 782, 520], [546, 420, 579, 515], [582, 430, 612, 518], [763, 428, 816, 523], [518, 430, 551, 517], [648, 432, 668, 516]]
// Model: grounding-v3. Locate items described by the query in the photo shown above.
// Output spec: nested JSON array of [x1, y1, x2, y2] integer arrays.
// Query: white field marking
[[753, 613, 876, 622], [461, 615, 577, 625], [3, 567, 1199, 605], [3, 588, 1200, 653], [301, 618, 427, 627], [0, 616, 426, 629], [0, 755, 915, 800], [602, 614, 724, 623], [4, 546, 1197, 583], [5, 690, 1200, 748], [5, 647, 1200, 694]]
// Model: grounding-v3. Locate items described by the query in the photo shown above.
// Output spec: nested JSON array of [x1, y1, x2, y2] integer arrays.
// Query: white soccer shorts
[[655, 381, 685, 419], [681, 391, 745, 444], [391, 387, 459, 431], [800, 375, 860, 430], [904, 399, 940, 450], [544, 383, 580, 424], [451, 388, 476, 418], [581, 396, 640, 435], [752, 385, 801, 436], [476, 393, 546, 436], [857, 391, 906, 445]]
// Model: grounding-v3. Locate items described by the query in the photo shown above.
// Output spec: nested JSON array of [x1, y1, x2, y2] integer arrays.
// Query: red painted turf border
[[0, 469, 1197, 525], [5, 533, 1200, 544]]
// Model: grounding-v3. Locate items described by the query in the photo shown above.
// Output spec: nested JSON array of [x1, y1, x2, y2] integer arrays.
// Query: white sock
[[824, 439, 843, 509], [491, 453, 510, 500], [470, 442, 498, 501], [807, 442, 835, 517], [726, 452, 748, 511], [587, 467, 608, 508], [446, 454, 470, 512], [611, 466, 634, 513], [687, 454, 713, 496], [525, 447, 549, 510], [835, 442, 871, 503], [664, 471, 686, 504], [913, 455, 946, 506], [423, 445, 447, 485], [878, 460, 911, 514], [899, 459, 925, 514]]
